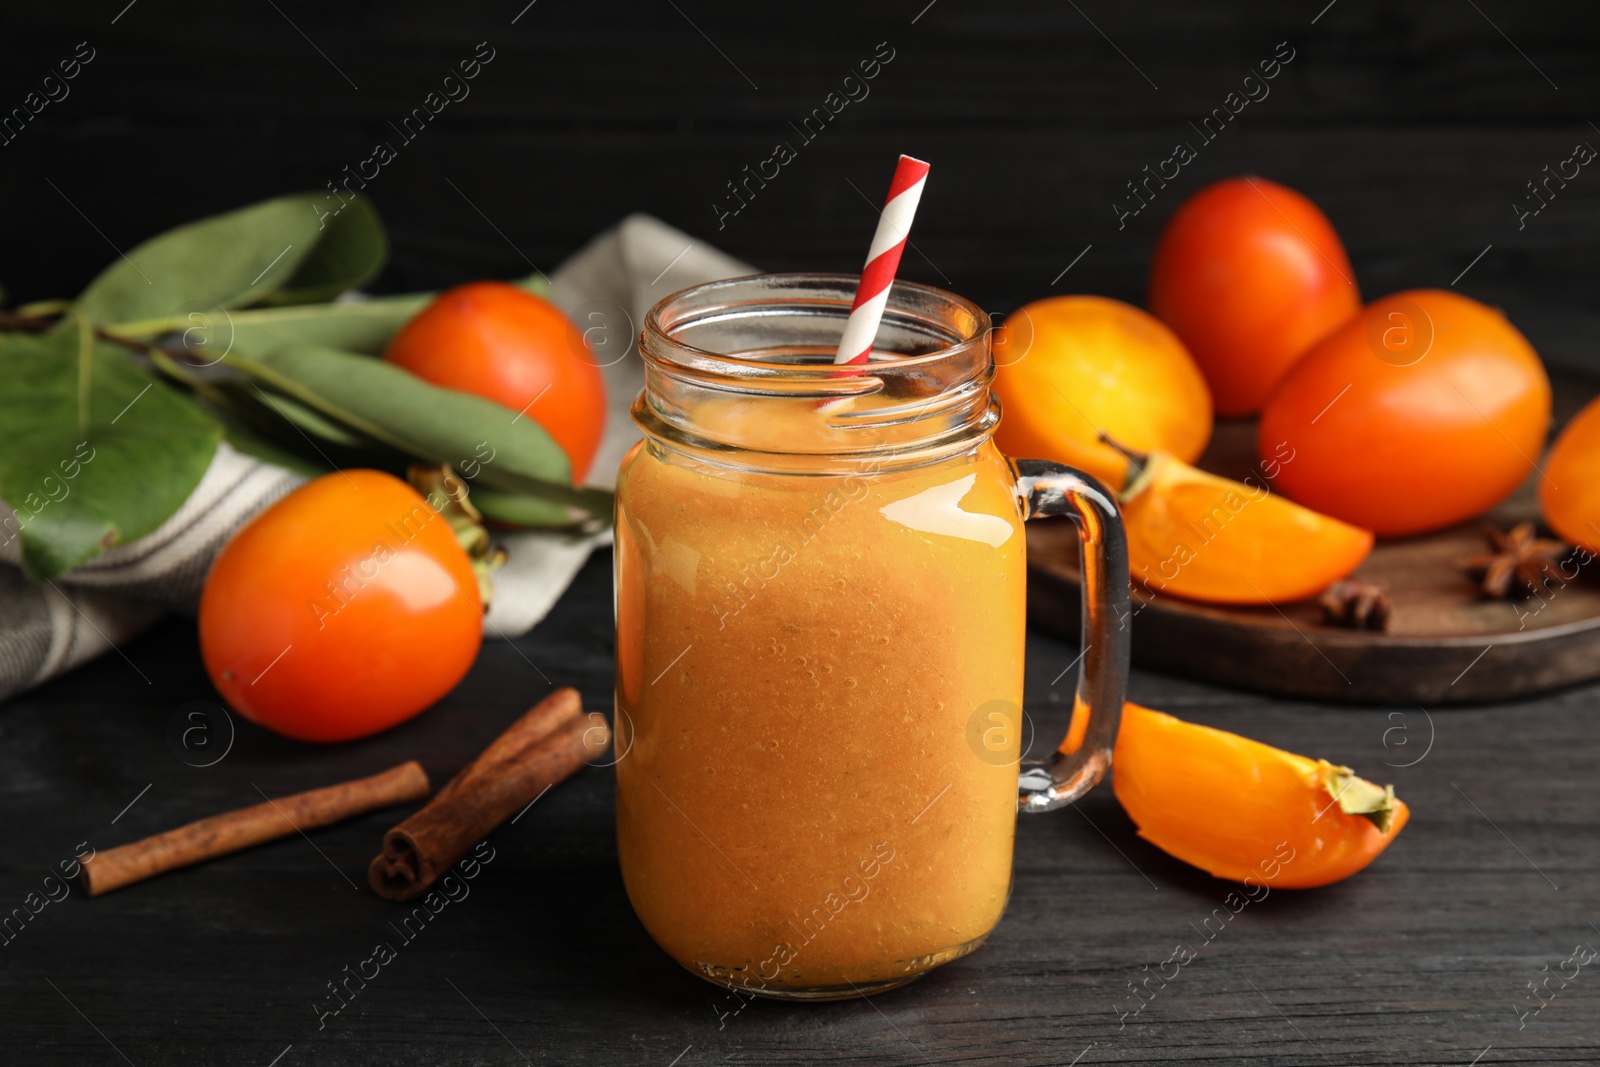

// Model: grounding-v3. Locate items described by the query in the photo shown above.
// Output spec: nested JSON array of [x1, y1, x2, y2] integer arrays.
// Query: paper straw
[[833, 155, 931, 365]]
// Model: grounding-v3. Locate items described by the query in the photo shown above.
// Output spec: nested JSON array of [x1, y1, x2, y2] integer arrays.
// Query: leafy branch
[[0, 192, 612, 580]]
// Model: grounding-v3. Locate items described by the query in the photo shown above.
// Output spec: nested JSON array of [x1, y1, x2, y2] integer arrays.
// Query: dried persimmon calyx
[[1317, 760, 1399, 835]]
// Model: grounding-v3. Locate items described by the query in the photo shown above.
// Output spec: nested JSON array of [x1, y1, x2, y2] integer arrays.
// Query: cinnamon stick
[[368, 687, 609, 901], [81, 761, 430, 897]]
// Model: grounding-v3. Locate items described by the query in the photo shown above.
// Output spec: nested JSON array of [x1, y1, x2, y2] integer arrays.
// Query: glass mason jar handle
[[1013, 459, 1131, 814]]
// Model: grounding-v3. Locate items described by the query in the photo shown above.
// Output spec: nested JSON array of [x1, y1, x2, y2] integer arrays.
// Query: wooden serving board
[[1026, 369, 1600, 705]]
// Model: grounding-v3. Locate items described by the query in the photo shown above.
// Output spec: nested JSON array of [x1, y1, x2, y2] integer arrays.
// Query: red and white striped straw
[[833, 154, 931, 365]]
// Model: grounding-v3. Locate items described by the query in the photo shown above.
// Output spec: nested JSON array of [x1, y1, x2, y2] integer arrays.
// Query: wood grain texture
[[3, 1, 1599, 1062], [2, 554, 1598, 1065]]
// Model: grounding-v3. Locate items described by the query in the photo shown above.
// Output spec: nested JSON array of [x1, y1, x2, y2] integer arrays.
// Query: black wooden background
[[4, 2, 1600, 1065], [4, 2, 1600, 364]]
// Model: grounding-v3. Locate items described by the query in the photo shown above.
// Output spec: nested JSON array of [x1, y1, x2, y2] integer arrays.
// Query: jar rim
[[642, 271, 991, 379], [634, 271, 998, 474]]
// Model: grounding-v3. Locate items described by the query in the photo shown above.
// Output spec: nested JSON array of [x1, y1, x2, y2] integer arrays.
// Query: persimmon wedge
[[1121, 451, 1374, 604], [1111, 703, 1409, 889]]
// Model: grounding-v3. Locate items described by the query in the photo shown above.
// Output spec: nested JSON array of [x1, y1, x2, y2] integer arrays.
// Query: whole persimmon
[[1541, 394, 1600, 553], [199, 470, 483, 742], [1259, 290, 1551, 538], [385, 282, 607, 482], [1149, 177, 1361, 416], [992, 296, 1212, 490]]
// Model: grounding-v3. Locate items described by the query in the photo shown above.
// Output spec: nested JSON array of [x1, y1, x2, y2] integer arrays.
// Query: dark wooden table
[[5, 1, 1600, 1062], [3, 549, 1597, 1066]]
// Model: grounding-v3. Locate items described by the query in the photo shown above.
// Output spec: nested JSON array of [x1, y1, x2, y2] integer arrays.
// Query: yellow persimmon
[[1121, 450, 1373, 604], [992, 296, 1211, 490], [1110, 703, 1409, 889]]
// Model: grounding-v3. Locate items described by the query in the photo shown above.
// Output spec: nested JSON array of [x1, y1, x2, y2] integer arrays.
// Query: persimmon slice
[[1111, 703, 1409, 889], [1120, 451, 1374, 604]]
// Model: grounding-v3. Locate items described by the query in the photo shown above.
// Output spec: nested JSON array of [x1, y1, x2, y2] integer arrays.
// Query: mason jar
[[614, 273, 1129, 999]]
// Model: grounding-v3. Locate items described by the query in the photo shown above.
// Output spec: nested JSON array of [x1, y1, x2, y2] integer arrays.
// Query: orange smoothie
[[614, 435, 1027, 996]]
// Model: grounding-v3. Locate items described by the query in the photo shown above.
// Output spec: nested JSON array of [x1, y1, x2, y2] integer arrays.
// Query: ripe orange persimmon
[[1541, 394, 1600, 553], [1149, 177, 1361, 416], [1120, 450, 1373, 604], [992, 296, 1212, 490], [1259, 289, 1551, 538], [385, 282, 607, 483], [1112, 703, 1409, 889], [199, 470, 483, 742]]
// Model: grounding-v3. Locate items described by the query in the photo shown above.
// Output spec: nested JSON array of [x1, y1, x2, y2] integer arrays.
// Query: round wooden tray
[[1026, 368, 1600, 705]]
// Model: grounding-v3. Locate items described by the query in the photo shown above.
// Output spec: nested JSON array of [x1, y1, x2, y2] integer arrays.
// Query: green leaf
[[223, 344, 609, 515], [264, 195, 388, 306], [76, 194, 327, 325], [198, 399, 330, 480], [248, 386, 372, 447], [467, 484, 579, 528], [461, 463, 614, 519], [224, 293, 430, 356], [109, 292, 431, 358], [110, 268, 540, 360], [0, 330, 220, 579], [74, 313, 93, 439], [220, 272, 543, 355]]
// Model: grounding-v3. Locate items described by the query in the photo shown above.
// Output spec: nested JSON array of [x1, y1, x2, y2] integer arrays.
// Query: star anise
[[1320, 578, 1392, 631], [1463, 522, 1568, 599]]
